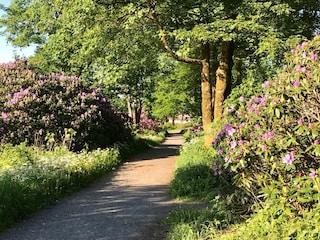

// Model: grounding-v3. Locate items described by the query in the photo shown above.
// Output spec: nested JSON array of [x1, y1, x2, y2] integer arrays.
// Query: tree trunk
[[201, 43, 213, 146], [214, 41, 234, 119], [126, 94, 133, 120], [135, 101, 142, 125], [148, 6, 214, 146], [210, 47, 219, 111]]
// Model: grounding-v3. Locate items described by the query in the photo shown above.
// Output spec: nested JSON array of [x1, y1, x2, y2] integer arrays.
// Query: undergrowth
[[168, 136, 234, 202]]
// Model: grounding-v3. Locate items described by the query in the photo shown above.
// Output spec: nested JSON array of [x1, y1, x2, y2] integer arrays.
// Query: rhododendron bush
[[212, 36, 320, 209], [0, 60, 132, 150]]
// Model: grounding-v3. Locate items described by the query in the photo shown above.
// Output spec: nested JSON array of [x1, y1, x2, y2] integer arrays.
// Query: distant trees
[[152, 54, 201, 121]]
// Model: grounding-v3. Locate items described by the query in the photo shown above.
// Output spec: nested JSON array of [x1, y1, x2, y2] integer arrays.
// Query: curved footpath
[[0, 132, 190, 240]]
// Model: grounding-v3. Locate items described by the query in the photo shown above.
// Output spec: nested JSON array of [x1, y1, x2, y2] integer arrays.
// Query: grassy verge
[[0, 145, 120, 231], [0, 131, 166, 232], [168, 136, 234, 202], [166, 136, 248, 239]]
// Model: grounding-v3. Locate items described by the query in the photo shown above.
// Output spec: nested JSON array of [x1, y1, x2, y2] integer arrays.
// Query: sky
[[0, 0, 36, 63]]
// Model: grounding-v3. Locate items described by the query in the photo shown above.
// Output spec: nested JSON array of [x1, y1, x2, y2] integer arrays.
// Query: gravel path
[[0, 132, 187, 240]]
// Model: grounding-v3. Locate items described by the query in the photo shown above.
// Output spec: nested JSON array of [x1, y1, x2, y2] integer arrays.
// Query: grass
[[117, 130, 166, 160], [0, 130, 166, 232], [168, 136, 234, 202]]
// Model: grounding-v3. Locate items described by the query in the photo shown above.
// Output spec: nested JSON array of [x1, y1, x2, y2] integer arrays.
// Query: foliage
[[152, 55, 201, 121], [216, 203, 320, 240], [169, 137, 233, 201], [166, 197, 234, 240], [0, 145, 120, 231], [0, 128, 166, 232], [0, 60, 132, 150], [138, 109, 159, 131], [212, 36, 320, 209], [116, 130, 166, 160], [1, 0, 162, 116], [183, 124, 204, 143]]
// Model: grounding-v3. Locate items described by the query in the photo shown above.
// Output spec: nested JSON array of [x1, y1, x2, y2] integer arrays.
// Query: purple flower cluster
[[139, 109, 159, 131], [211, 161, 223, 176], [282, 151, 295, 165], [0, 60, 132, 150]]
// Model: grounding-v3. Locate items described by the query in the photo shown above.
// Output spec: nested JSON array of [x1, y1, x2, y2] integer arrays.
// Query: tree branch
[[146, 0, 202, 65]]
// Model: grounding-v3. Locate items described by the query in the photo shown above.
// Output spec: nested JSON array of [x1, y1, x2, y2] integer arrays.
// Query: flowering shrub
[[0, 60, 132, 150], [212, 36, 320, 209], [138, 109, 159, 131]]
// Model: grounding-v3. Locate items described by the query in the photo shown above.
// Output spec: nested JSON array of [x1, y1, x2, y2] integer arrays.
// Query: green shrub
[[166, 197, 235, 240], [212, 36, 320, 209], [0, 144, 36, 169], [176, 137, 214, 168], [217, 203, 320, 240]]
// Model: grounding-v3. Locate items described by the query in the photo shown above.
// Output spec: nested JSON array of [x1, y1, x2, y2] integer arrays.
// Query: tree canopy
[[1, 0, 319, 141]]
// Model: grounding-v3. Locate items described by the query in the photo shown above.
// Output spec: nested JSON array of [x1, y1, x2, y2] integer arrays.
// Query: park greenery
[[0, 0, 320, 238], [166, 36, 320, 239]]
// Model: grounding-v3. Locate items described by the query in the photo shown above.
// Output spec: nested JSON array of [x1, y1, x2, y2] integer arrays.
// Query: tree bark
[[214, 41, 234, 119], [201, 43, 213, 146], [126, 94, 133, 120]]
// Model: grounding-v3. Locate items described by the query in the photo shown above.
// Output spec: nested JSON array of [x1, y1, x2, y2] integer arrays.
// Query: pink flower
[[296, 65, 306, 73], [297, 118, 304, 125], [302, 52, 307, 58], [314, 139, 319, 145], [238, 139, 244, 146], [309, 171, 318, 179], [293, 80, 300, 87], [282, 151, 295, 165], [224, 156, 231, 163], [227, 105, 235, 113], [262, 145, 268, 151], [217, 149, 223, 155], [230, 141, 237, 149], [239, 96, 245, 102], [310, 52, 318, 61], [224, 124, 236, 136], [1, 112, 10, 121], [262, 81, 270, 88]]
